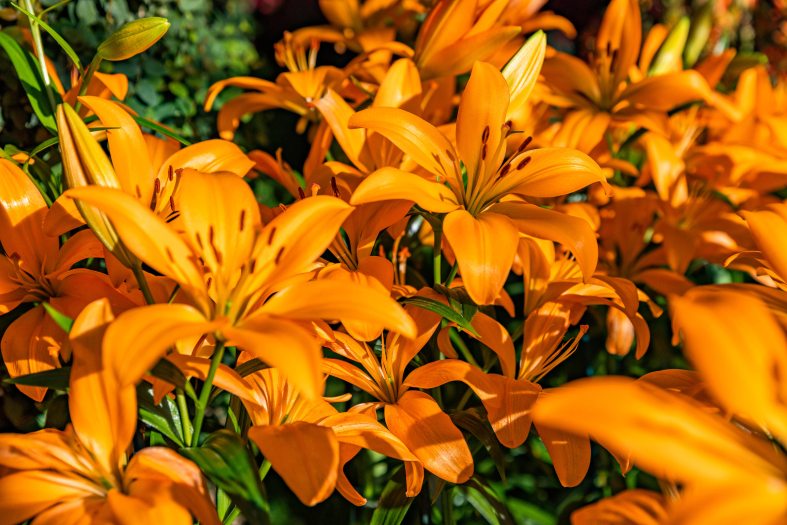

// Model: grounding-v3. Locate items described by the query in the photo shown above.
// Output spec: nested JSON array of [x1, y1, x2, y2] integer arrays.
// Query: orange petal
[[350, 167, 460, 213], [404, 360, 540, 448], [571, 489, 667, 525], [597, 0, 641, 86], [502, 31, 546, 118], [224, 317, 323, 399], [249, 422, 339, 506], [490, 202, 598, 281], [0, 470, 98, 524], [104, 304, 219, 387], [348, 107, 459, 182], [260, 279, 417, 339], [313, 89, 369, 172], [384, 390, 473, 483], [443, 210, 519, 305], [69, 299, 136, 474], [533, 417, 590, 487]]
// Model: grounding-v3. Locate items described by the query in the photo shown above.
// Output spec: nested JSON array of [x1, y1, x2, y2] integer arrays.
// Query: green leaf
[[0, 30, 57, 133], [132, 114, 192, 146], [181, 430, 270, 525], [235, 358, 267, 378], [150, 358, 188, 390], [4, 366, 70, 388], [464, 477, 515, 525], [42, 302, 74, 333], [371, 468, 414, 525], [137, 385, 185, 446], [401, 296, 479, 336], [452, 408, 507, 482], [10, 2, 82, 70]]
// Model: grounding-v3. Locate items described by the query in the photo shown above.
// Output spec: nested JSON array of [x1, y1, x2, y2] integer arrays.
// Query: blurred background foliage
[[0, 0, 784, 523]]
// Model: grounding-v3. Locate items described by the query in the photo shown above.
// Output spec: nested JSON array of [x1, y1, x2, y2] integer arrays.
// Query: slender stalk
[[176, 389, 193, 445], [432, 221, 443, 285], [258, 458, 271, 481], [443, 262, 459, 286], [130, 262, 156, 305], [441, 487, 455, 525], [23, 0, 56, 112], [191, 339, 226, 446]]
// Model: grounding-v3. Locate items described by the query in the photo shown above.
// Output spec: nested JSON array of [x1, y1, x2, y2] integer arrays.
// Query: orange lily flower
[[204, 33, 346, 139], [348, 35, 606, 305], [66, 169, 415, 399], [0, 300, 219, 524], [0, 158, 134, 401], [239, 366, 420, 506], [533, 288, 787, 523], [322, 298, 474, 485], [541, 0, 714, 153], [732, 202, 787, 291]]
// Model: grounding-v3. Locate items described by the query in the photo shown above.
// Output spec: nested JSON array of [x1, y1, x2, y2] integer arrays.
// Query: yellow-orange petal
[[384, 390, 473, 483], [249, 422, 339, 506], [350, 167, 460, 213], [443, 210, 519, 305]]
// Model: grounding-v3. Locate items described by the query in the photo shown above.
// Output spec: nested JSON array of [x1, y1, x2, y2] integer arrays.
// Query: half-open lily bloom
[[238, 367, 420, 506], [322, 298, 475, 485], [412, 0, 521, 79], [66, 169, 415, 399], [730, 202, 787, 292], [349, 34, 606, 305], [533, 288, 787, 522], [0, 300, 219, 524], [0, 159, 134, 401], [204, 33, 346, 139], [540, 0, 714, 153]]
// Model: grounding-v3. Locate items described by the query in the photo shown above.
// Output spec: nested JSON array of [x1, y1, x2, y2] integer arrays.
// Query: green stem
[[191, 339, 226, 446], [74, 55, 101, 111], [131, 262, 156, 305], [176, 389, 193, 445], [449, 328, 479, 368], [443, 262, 459, 287], [23, 0, 56, 112], [259, 458, 271, 481], [441, 486, 455, 525], [433, 222, 443, 285]]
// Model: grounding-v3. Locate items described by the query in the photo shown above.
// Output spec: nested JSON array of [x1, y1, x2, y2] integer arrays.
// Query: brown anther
[[297, 187, 306, 200], [516, 156, 532, 170], [278, 204, 288, 213], [165, 247, 175, 263], [605, 42, 612, 56], [517, 135, 533, 152], [135, 185, 142, 198], [206, 276, 213, 288], [499, 163, 511, 178], [153, 178, 161, 194], [481, 125, 490, 144], [610, 49, 619, 68], [445, 149, 456, 162], [239, 209, 246, 231], [268, 226, 277, 244], [504, 120, 513, 130], [249, 259, 257, 273], [169, 196, 176, 212], [174, 168, 184, 176], [481, 144, 488, 161], [168, 165, 174, 181], [274, 246, 285, 264], [330, 176, 340, 198]]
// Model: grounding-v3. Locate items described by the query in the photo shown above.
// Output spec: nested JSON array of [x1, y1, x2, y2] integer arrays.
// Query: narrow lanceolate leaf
[[181, 430, 270, 525], [149, 358, 189, 392], [0, 31, 57, 133], [370, 468, 414, 525], [4, 366, 70, 389], [464, 476, 515, 525], [42, 302, 74, 334], [10, 2, 82, 69], [452, 408, 507, 482], [234, 358, 268, 378], [137, 385, 184, 446], [401, 296, 479, 336]]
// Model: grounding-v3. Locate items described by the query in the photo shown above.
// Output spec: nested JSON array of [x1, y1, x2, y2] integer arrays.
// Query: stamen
[[239, 209, 246, 231], [168, 165, 174, 181], [135, 185, 142, 198], [499, 163, 511, 178], [516, 156, 532, 170], [274, 246, 285, 264], [169, 196, 176, 212], [165, 247, 175, 262], [330, 177, 340, 198], [517, 135, 533, 152], [249, 259, 257, 273], [481, 144, 487, 160], [481, 125, 490, 144], [268, 226, 277, 245], [297, 187, 306, 200]]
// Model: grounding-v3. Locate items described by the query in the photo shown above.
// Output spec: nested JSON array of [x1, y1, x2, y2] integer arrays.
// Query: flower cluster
[[1, 0, 786, 523]]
